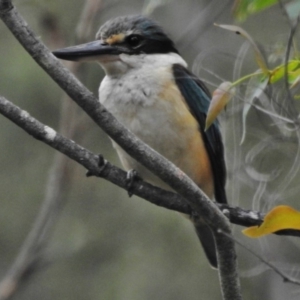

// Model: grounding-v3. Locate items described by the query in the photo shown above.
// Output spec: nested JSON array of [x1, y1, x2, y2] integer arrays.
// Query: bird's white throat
[[98, 52, 187, 76]]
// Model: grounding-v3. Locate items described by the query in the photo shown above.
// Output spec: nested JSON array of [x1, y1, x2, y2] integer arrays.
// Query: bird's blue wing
[[172, 64, 227, 204]]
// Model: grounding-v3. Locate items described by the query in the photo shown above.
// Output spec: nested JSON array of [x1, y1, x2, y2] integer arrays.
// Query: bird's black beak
[[52, 40, 122, 61]]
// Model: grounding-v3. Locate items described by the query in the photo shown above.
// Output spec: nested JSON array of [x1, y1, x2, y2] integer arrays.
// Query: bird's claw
[[126, 169, 141, 197], [86, 154, 107, 177]]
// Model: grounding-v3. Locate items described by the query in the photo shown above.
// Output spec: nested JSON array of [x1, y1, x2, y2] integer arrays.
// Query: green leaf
[[269, 60, 300, 84], [233, 0, 278, 21]]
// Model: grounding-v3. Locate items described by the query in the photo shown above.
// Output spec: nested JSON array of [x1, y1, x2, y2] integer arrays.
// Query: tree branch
[[0, 2, 241, 300], [0, 2, 105, 299], [1, 94, 300, 239], [219, 230, 300, 286], [0, 95, 192, 214]]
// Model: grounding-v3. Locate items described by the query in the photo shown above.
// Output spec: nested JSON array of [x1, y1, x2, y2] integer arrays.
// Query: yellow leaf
[[205, 82, 235, 131], [243, 205, 300, 238]]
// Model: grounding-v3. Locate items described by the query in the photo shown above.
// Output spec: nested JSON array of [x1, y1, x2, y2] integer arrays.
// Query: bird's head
[[53, 15, 179, 74]]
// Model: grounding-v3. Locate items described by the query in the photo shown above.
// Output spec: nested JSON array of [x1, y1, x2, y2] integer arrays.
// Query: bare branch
[[0, 95, 192, 214], [1, 93, 300, 240], [0, 1, 103, 298], [1, 93, 300, 299]]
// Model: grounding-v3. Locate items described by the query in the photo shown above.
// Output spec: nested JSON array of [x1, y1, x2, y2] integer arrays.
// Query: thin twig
[[278, 0, 294, 29], [219, 229, 300, 286]]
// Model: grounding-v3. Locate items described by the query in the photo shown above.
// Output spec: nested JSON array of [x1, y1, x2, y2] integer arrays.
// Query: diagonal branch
[[0, 1, 106, 299], [1, 95, 299, 238], [0, 95, 192, 215]]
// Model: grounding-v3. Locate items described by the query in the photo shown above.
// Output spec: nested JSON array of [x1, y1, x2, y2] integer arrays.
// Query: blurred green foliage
[[233, 0, 279, 21], [233, 0, 300, 21]]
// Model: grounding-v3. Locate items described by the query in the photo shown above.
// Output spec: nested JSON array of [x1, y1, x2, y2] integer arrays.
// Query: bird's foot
[[126, 169, 141, 197], [86, 154, 107, 177]]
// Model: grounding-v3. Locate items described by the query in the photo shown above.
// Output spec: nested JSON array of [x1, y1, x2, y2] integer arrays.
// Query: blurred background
[[1, 0, 300, 299]]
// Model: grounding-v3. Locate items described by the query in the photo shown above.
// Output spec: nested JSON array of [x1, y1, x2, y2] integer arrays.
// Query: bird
[[53, 15, 227, 268]]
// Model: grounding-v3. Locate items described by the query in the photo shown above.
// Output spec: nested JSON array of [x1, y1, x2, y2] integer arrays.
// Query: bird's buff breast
[[99, 64, 214, 197]]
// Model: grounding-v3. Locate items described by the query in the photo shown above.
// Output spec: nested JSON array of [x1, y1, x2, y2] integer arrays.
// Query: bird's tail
[[193, 221, 218, 269]]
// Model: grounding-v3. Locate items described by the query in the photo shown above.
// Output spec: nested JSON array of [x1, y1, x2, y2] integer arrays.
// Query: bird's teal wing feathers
[[172, 64, 227, 204]]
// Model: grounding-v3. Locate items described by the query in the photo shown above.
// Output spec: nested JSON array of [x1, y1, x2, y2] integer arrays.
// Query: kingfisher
[[53, 15, 227, 268]]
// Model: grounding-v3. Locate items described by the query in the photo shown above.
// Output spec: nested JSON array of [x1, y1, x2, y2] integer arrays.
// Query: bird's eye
[[126, 35, 143, 48]]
